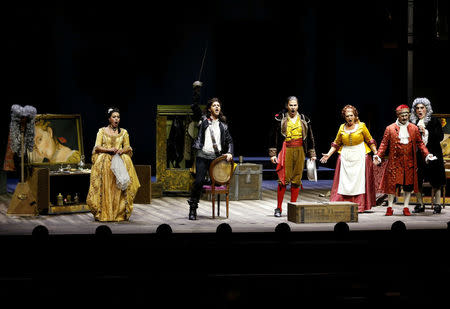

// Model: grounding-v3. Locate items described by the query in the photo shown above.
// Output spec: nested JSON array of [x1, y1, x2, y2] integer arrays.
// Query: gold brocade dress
[[87, 128, 140, 222]]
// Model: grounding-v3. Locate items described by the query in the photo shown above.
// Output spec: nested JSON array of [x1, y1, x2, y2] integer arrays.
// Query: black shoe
[[413, 205, 425, 213], [433, 204, 442, 214], [274, 208, 281, 218], [189, 207, 197, 220], [187, 199, 198, 220]]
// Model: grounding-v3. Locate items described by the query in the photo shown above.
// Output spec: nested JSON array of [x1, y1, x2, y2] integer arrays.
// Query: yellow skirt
[[87, 153, 140, 222]]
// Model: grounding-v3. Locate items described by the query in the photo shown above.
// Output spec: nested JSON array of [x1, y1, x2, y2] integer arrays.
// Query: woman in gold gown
[[87, 107, 140, 221]]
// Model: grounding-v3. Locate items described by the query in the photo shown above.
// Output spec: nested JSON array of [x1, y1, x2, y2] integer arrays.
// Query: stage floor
[[1, 180, 448, 235]]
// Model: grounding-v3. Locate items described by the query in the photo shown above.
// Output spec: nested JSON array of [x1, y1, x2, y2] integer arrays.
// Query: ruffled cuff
[[367, 139, 377, 147], [308, 149, 317, 158], [331, 142, 340, 149], [268, 148, 277, 157]]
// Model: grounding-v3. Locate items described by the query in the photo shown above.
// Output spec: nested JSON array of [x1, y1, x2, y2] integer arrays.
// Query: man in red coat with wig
[[374, 105, 436, 216]]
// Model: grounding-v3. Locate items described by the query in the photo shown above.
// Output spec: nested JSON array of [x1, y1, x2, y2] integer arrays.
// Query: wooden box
[[287, 201, 358, 223], [28, 167, 92, 215], [134, 165, 152, 204], [229, 163, 262, 200]]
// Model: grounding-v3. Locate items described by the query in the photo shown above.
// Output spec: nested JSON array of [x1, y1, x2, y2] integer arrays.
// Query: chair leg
[[226, 193, 229, 218], [443, 185, 446, 208], [212, 192, 215, 219], [218, 194, 220, 217]]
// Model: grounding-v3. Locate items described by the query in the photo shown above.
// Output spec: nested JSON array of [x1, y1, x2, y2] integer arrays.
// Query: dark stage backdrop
[[2, 1, 448, 176]]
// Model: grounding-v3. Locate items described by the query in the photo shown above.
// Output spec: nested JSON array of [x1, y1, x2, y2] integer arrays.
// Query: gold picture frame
[[156, 105, 204, 193], [28, 114, 84, 165], [433, 113, 450, 161]]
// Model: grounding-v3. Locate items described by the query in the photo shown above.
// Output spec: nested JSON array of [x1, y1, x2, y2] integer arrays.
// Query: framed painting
[[28, 114, 84, 165], [156, 105, 204, 193], [433, 114, 450, 161]]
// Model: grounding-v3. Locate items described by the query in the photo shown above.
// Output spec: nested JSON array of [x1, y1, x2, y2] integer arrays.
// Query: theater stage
[[1, 179, 448, 235]]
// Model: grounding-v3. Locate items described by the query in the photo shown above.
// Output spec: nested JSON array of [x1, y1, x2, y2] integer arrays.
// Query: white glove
[[425, 154, 437, 163], [373, 155, 381, 164]]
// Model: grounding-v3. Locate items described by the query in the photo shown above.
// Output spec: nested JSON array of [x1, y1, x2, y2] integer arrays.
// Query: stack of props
[[7, 105, 39, 216]]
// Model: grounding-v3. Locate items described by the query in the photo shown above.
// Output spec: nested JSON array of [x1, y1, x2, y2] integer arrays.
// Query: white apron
[[337, 142, 366, 195]]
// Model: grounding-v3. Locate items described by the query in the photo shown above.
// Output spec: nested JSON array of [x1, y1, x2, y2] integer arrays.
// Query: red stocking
[[290, 186, 300, 202], [277, 184, 287, 210]]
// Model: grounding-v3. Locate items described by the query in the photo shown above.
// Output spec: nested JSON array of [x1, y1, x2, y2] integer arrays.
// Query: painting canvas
[[433, 114, 450, 161], [28, 114, 84, 165]]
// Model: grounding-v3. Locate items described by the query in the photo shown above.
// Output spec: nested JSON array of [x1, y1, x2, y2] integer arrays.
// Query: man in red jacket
[[374, 105, 436, 216]]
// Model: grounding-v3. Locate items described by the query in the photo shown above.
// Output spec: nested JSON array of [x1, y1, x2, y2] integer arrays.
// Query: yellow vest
[[286, 116, 302, 141]]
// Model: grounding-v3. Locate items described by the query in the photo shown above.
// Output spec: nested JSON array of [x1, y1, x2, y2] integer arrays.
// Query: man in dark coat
[[268, 96, 316, 217], [187, 81, 233, 220], [410, 97, 447, 214]]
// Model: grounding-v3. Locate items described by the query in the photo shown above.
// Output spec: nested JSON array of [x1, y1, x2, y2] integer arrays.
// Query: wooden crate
[[134, 165, 152, 204], [229, 163, 262, 200], [287, 201, 358, 223]]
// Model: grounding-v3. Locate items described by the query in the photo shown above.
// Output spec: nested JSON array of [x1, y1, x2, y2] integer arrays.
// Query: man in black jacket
[[187, 81, 233, 220], [410, 97, 446, 214]]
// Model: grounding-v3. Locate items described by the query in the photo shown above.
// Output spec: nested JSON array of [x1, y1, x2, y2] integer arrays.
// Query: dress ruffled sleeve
[[122, 129, 133, 157], [91, 128, 104, 163], [93, 128, 104, 151], [361, 122, 376, 147], [332, 124, 344, 149]]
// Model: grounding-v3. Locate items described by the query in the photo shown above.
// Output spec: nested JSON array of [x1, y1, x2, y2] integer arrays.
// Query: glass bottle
[[78, 155, 85, 170], [57, 193, 64, 206]]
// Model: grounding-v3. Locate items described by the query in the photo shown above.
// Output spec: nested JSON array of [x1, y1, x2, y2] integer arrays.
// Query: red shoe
[[403, 207, 411, 216], [385, 207, 393, 216]]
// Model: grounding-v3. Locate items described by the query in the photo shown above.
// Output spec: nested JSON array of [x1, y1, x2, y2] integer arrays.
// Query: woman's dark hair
[[205, 98, 227, 123], [107, 107, 120, 118], [107, 107, 121, 133]]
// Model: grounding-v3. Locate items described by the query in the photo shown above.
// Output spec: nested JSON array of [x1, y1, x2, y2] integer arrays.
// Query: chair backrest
[[208, 155, 234, 186]]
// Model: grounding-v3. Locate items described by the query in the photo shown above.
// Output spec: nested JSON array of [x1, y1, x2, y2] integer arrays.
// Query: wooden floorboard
[[1, 180, 449, 235]]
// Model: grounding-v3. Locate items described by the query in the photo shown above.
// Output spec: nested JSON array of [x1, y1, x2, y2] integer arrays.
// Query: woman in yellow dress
[[320, 105, 377, 213], [87, 107, 140, 221]]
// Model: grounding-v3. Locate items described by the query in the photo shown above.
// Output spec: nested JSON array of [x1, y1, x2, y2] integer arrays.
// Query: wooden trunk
[[229, 163, 262, 200], [287, 201, 358, 223], [134, 165, 152, 204]]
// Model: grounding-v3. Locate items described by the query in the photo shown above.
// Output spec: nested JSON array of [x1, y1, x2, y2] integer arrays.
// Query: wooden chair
[[203, 155, 234, 218]]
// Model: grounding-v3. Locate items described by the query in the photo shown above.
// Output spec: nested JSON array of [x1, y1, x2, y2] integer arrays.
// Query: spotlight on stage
[[95, 225, 112, 238], [216, 223, 232, 235], [391, 221, 406, 232], [334, 222, 349, 233], [156, 224, 173, 239], [32, 225, 49, 239], [275, 222, 291, 234]]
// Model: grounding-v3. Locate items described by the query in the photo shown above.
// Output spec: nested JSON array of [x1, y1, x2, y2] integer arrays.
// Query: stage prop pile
[[7, 105, 39, 216]]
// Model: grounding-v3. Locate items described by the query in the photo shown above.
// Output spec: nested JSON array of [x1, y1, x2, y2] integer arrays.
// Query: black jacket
[[413, 116, 446, 187], [191, 94, 233, 156], [268, 112, 316, 158]]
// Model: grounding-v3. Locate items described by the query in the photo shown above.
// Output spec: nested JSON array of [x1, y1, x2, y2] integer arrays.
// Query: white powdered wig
[[410, 97, 433, 125]]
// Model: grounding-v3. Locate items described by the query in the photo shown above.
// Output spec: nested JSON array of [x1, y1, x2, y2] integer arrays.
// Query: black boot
[[433, 204, 442, 214], [274, 208, 281, 218], [187, 199, 198, 220], [189, 207, 197, 220], [413, 204, 425, 213]]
